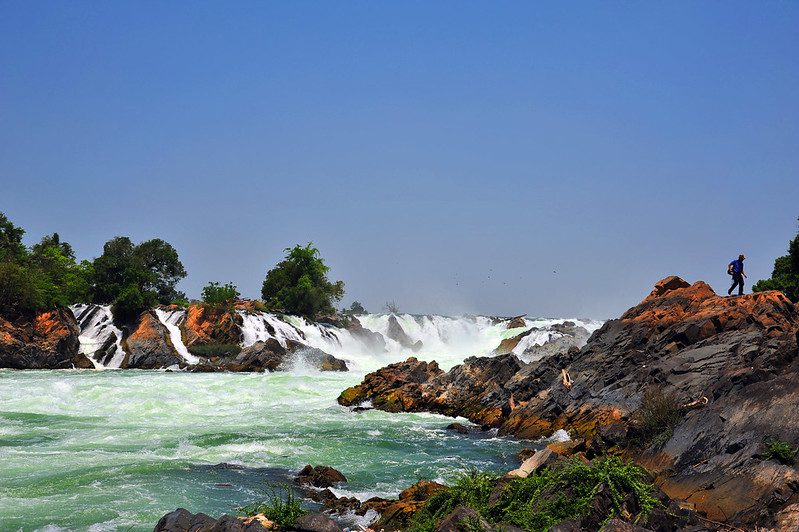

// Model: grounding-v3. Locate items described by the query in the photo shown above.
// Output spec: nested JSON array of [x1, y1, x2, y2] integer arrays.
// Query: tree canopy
[[753, 218, 799, 302], [202, 281, 240, 306], [261, 243, 344, 319], [91, 236, 187, 323]]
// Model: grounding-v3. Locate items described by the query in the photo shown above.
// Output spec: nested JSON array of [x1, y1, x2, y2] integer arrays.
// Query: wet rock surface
[[0, 308, 87, 369], [124, 311, 182, 369], [337, 276, 799, 529]]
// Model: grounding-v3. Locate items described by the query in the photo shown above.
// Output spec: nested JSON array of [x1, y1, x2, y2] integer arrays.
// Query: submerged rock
[[295, 464, 347, 488]]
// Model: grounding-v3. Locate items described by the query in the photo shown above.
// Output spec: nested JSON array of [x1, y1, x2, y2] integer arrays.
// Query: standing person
[[727, 254, 747, 295]]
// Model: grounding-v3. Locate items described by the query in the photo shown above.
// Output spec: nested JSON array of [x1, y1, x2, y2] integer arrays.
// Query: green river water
[[0, 369, 529, 531]]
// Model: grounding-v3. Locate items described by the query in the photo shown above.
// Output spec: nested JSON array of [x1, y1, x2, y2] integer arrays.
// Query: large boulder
[[153, 508, 273, 531], [0, 308, 88, 369], [124, 311, 182, 369], [295, 464, 347, 488], [181, 304, 242, 347], [337, 357, 444, 411], [386, 315, 423, 352]]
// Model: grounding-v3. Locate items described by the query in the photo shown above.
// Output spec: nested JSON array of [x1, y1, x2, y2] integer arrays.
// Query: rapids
[[1, 310, 601, 530]]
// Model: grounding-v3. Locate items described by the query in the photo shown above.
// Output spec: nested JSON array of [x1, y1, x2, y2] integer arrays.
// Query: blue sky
[[1, 1, 797, 318]]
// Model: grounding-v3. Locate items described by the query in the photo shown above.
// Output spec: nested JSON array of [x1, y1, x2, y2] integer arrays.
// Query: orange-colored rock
[[124, 311, 181, 368], [0, 308, 88, 368], [375, 481, 448, 530], [181, 304, 242, 346]]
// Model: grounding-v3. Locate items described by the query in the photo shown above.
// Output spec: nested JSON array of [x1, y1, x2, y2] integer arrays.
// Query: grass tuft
[[237, 485, 306, 527], [763, 437, 797, 465]]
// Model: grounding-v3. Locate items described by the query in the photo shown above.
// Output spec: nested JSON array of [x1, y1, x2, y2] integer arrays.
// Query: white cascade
[[154, 308, 200, 365], [70, 304, 126, 369]]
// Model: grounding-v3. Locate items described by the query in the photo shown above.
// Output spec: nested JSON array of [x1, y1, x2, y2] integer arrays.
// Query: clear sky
[[1, 1, 797, 319]]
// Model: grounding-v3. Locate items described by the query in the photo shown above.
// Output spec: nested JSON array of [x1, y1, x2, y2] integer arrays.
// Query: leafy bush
[[0, 262, 44, 317], [409, 458, 657, 532], [753, 218, 799, 302], [261, 243, 344, 319], [187, 343, 242, 357], [345, 300, 366, 314], [763, 438, 797, 465], [238, 485, 306, 527], [629, 389, 684, 448], [409, 470, 495, 532], [201, 281, 240, 306]]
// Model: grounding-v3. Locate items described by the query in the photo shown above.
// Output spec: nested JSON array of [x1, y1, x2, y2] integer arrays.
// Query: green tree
[[202, 281, 240, 306], [29, 233, 92, 306], [0, 212, 27, 263], [347, 301, 366, 314], [261, 243, 344, 319], [91, 236, 187, 323], [753, 219, 799, 302]]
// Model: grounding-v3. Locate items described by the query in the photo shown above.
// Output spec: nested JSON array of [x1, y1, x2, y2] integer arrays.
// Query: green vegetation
[[0, 212, 187, 322], [261, 243, 344, 319], [629, 389, 684, 448], [763, 437, 797, 465], [345, 300, 366, 314], [187, 343, 241, 357], [0, 213, 93, 317], [753, 218, 799, 302], [201, 282, 240, 306], [92, 236, 187, 324], [409, 457, 658, 532], [238, 485, 306, 527]]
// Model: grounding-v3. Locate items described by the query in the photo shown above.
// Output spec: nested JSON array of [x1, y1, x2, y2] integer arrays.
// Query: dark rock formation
[[0, 308, 89, 369], [435, 506, 491, 532], [346, 316, 386, 353], [337, 276, 799, 529], [296, 464, 347, 488], [153, 508, 272, 531], [293, 513, 342, 532], [373, 481, 448, 531], [386, 315, 423, 352], [123, 311, 181, 369]]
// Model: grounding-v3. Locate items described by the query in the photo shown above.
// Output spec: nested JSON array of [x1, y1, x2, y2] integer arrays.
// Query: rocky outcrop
[[0, 308, 90, 369], [154, 508, 277, 531], [191, 338, 348, 373], [296, 464, 347, 488], [123, 311, 181, 369], [346, 316, 386, 353], [338, 276, 799, 529], [386, 315, 423, 352], [494, 321, 591, 360], [181, 304, 242, 347]]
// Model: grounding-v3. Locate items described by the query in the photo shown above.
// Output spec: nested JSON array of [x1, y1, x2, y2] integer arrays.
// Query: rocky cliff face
[[0, 308, 91, 369], [181, 304, 242, 347], [123, 311, 183, 369], [338, 276, 799, 528]]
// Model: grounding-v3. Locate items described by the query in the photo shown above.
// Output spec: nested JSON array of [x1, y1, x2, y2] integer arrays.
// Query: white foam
[[154, 308, 200, 364]]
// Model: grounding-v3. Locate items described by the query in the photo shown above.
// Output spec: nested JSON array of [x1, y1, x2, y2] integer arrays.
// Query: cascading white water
[[70, 304, 126, 368], [237, 311, 603, 372], [154, 308, 200, 365]]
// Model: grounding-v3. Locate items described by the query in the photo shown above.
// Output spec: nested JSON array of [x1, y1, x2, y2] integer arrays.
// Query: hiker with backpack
[[727, 254, 747, 296]]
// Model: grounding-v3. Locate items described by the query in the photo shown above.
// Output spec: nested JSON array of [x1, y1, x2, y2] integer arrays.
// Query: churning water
[[0, 313, 601, 531]]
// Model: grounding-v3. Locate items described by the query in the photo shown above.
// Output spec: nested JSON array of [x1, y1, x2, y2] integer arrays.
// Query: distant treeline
[[0, 212, 347, 324]]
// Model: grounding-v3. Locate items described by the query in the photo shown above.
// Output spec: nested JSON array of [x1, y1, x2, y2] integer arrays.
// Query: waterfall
[[70, 304, 126, 369], [154, 308, 200, 365]]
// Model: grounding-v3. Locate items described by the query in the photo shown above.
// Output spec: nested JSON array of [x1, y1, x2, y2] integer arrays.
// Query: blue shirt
[[730, 259, 744, 274]]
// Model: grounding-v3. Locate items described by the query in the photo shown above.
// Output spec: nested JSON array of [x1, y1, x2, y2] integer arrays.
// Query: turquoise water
[[0, 369, 528, 531]]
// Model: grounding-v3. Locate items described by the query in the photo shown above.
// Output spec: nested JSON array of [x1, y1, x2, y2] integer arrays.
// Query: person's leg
[[738, 273, 744, 295], [728, 275, 736, 295]]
